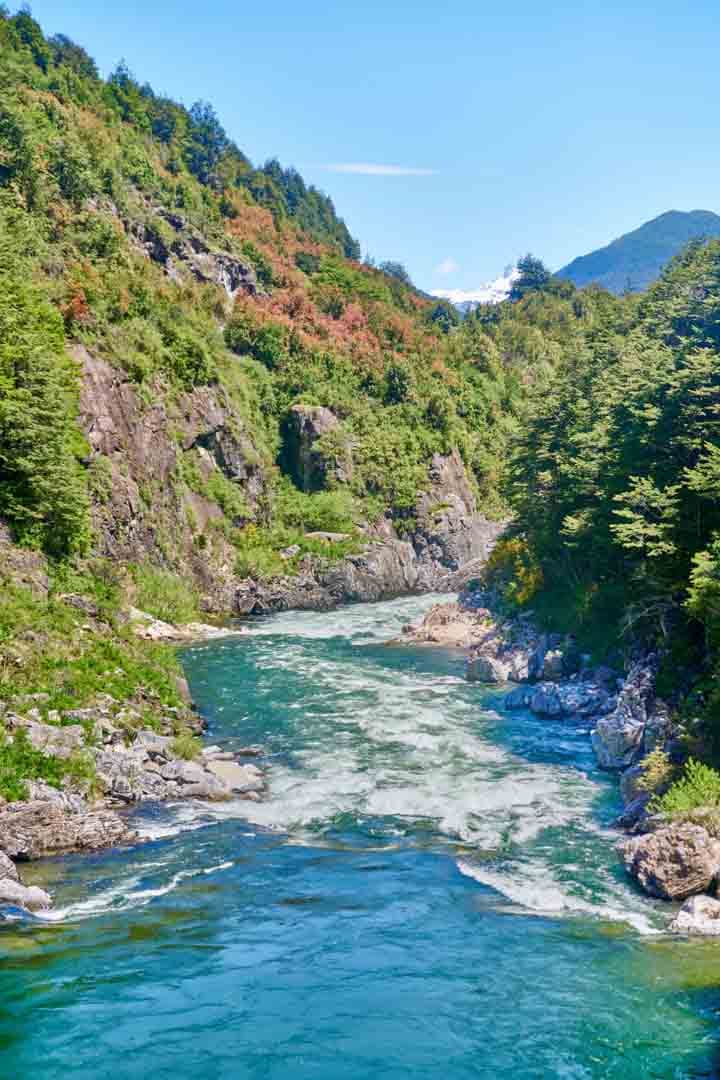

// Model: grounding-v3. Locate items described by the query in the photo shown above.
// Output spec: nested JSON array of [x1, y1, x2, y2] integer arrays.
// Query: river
[[2, 594, 720, 1077]]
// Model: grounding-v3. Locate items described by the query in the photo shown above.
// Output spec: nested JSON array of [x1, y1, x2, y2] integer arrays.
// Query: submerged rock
[[622, 823, 720, 900], [670, 894, 720, 935]]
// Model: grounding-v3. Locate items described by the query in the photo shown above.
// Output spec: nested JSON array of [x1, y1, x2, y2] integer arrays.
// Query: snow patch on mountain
[[432, 266, 519, 310]]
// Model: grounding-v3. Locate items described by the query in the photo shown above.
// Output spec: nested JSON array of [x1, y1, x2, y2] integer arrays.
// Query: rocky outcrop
[[0, 691, 270, 912], [403, 601, 494, 648], [412, 451, 505, 578], [0, 800, 136, 860], [282, 405, 352, 492], [77, 348, 267, 612], [78, 347, 502, 614], [670, 894, 720, 935], [622, 824, 720, 901], [591, 658, 666, 770], [123, 201, 260, 298]]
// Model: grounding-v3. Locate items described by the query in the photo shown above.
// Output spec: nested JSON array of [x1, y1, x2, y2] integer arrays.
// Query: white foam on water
[[245, 592, 455, 643], [38, 859, 236, 922], [456, 858, 660, 935], [51, 593, 659, 933]]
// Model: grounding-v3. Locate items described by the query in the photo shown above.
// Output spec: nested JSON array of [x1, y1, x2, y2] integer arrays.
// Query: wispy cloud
[[436, 257, 459, 275], [323, 163, 437, 176]]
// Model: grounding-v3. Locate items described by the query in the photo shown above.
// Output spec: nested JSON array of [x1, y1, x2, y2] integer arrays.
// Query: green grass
[[0, 581, 186, 718], [171, 732, 202, 761], [0, 727, 98, 803], [131, 565, 201, 624]]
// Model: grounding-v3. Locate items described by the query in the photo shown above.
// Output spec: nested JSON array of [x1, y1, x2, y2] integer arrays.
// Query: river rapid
[[2, 594, 720, 1078]]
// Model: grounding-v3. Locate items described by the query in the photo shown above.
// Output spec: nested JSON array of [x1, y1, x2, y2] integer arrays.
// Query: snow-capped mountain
[[431, 266, 519, 312]]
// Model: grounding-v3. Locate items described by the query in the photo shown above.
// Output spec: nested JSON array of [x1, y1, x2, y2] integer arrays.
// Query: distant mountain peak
[[432, 266, 519, 311], [557, 209, 720, 294]]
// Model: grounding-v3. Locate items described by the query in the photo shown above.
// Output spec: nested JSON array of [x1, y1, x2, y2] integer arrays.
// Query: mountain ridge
[[556, 209, 720, 293]]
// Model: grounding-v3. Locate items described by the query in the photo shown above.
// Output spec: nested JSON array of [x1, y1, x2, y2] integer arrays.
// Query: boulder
[[0, 850, 19, 882], [466, 655, 511, 683], [529, 684, 564, 717], [206, 760, 264, 794], [670, 894, 720, 935], [0, 877, 51, 912], [160, 759, 209, 785], [592, 713, 645, 769], [542, 649, 565, 681], [622, 823, 720, 900], [591, 658, 658, 769], [134, 731, 173, 760], [402, 601, 492, 648], [615, 794, 651, 831]]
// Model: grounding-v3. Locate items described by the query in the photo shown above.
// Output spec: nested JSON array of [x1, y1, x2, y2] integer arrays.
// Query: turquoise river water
[[2, 594, 720, 1078]]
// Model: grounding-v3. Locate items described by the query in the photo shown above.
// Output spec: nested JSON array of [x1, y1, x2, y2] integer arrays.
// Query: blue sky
[[26, 1, 720, 295]]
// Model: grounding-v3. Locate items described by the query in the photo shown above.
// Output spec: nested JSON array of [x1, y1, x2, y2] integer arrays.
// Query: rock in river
[[0, 800, 136, 860], [670, 894, 720, 935], [622, 823, 720, 900]]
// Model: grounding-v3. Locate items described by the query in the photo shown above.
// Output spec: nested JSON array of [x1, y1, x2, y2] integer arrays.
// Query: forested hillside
[[0, 7, 567, 608], [486, 239, 720, 743]]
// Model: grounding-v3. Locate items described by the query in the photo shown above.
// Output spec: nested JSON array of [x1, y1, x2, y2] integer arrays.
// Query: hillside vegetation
[[0, 7, 581, 588], [486, 239, 720, 748]]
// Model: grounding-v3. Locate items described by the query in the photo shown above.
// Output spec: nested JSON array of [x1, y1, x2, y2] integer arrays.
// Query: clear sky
[[24, 1, 720, 295]]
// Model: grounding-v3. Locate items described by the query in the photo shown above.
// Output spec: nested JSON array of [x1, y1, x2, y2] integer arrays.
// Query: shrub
[[170, 731, 201, 761], [652, 758, 720, 816], [636, 748, 675, 794]]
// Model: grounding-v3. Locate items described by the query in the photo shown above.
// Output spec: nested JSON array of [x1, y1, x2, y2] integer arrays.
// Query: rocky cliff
[[78, 349, 502, 613]]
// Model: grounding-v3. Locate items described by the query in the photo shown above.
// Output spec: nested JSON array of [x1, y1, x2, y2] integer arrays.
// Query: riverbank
[[0, 568, 270, 915], [401, 590, 720, 934]]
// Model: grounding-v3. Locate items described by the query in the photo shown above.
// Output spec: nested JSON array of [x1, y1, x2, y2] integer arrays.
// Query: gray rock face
[[413, 451, 505, 576], [619, 765, 646, 807], [591, 659, 659, 770], [466, 655, 511, 684], [643, 700, 674, 755], [0, 850, 19, 882], [0, 801, 136, 860], [622, 824, 720, 900], [529, 685, 564, 717], [283, 405, 348, 492], [670, 894, 720, 935]]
